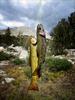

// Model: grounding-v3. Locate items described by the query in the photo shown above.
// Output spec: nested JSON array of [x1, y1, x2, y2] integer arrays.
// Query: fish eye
[[38, 28, 41, 30]]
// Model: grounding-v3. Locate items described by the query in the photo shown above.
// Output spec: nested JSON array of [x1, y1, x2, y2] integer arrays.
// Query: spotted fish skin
[[37, 24, 46, 78]]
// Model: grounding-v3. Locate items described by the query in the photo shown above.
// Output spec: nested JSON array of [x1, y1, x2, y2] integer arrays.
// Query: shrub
[[46, 57, 72, 71], [12, 58, 26, 65], [0, 51, 14, 61]]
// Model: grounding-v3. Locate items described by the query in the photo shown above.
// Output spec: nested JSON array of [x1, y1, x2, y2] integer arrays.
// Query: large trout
[[28, 36, 39, 91]]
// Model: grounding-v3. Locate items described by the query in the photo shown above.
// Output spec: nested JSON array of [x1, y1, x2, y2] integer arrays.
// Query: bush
[[0, 51, 15, 61], [46, 57, 72, 71], [12, 58, 26, 65]]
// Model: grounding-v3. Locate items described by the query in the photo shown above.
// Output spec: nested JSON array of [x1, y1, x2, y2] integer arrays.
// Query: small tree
[[51, 19, 70, 55], [50, 12, 75, 55], [5, 27, 12, 46], [68, 12, 75, 48]]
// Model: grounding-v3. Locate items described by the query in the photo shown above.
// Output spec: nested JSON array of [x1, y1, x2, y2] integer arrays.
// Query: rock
[[8, 46, 29, 61], [0, 70, 5, 74], [19, 49, 29, 61], [18, 67, 22, 69], [0, 69, 7, 77], [0, 61, 10, 66], [0, 61, 11, 69], [68, 59, 75, 65], [4, 77, 15, 83], [1, 81, 5, 84], [0, 47, 4, 52]]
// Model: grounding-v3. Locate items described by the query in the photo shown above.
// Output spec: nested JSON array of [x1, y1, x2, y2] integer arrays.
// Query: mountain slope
[[0, 26, 51, 39]]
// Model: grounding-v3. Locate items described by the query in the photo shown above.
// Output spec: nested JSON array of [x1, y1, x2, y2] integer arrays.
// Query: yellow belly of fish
[[28, 44, 39, 91]]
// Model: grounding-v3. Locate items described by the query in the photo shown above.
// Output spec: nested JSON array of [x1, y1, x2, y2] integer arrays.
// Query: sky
[[0, 0, 75, 32]]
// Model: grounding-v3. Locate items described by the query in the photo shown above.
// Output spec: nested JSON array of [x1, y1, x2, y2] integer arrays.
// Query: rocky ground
[[0, 62, 75, 100]]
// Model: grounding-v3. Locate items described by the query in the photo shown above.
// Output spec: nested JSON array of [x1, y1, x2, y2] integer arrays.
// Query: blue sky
[[0, 0, 75, 31]]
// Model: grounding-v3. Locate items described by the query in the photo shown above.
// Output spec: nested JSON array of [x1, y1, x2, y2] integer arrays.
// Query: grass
[[41, 67, 64, 82], [0, 64, 75, 100]]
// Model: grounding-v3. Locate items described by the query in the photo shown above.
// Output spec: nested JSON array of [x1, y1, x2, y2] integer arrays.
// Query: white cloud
[[1, 20, 25, 27], [0, 14, 4, 20], [20, 17, 41, 30], [0, 0, 75, 31], [10, 0, 29, 7], [10, 0, 50, 8]]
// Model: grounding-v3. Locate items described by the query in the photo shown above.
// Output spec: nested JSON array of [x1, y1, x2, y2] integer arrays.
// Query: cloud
[[11, 0, 50, 7], [0, 0, 75, 31], [0, 14, 4, 20], [1, 20, 25, 27]]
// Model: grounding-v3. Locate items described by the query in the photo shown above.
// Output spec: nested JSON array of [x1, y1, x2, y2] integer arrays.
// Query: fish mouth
[[39, 32, 45, 36]]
